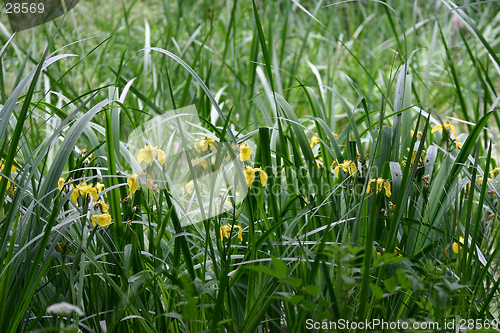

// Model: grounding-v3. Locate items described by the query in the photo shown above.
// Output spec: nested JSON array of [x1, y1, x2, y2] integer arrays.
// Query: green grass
[[1, 0, 500, 332]]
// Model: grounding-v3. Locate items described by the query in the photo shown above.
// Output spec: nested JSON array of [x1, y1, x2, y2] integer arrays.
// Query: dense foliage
[[0, 0, 499, 332]]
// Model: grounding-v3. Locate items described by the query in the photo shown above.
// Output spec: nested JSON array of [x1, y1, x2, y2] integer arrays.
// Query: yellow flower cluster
[[366, 178, 392, 197], [431, 121, 456, 136], [195, 136, 217, 153], [401, 148, 426, 168], [220, 224, 243, 242], [137, 145, 166, 165], [333, 160, 357, 179], [431, 122, 463, 151], [477, 177, 493, 186], [410, 130, 423, 137], [0, 158, 17, 192], [59, 178, 111, 228], [377, 247, 403, 258], [243, 165, 268, 187], [310, 132, 339, 148]]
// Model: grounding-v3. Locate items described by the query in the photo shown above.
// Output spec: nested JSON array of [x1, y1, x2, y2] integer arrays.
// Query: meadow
[[0, 0, 500, 332]]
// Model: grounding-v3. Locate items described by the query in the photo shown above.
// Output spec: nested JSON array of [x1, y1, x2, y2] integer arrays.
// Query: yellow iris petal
[[310, 134, 320, 148], [431, 124, 442, 134], [127, 174, 139, 193], [185, 180, 194, 195], [157, 149, 166, 165], [58, 178, 65, 191], [254, 167, 268, 187], [137, 145, 156, 164], [88, 187, 98, 202], [92, 213, 112, 228], [96, 182, 105, 193], [244, 166, 255, 187], [489, 168, 500, 175], [240, 143, 252, 161], [220, 225, 231, 241], [220, 224, 243, 242], [97, 200, 109, 213], [366, 179, 376, 194], [384, 181, 392, 197], [200, 159, 208, 170], [71, 189, 79, 203]]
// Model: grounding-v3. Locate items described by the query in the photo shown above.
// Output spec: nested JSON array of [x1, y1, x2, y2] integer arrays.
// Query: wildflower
[[96, 200, 109, 213], [191, 158, 208, 169], [310, 132, 338, 148], [194, 138, 209, 153], [334, 160, 357, 178], [185, 180, 194, 195], [489, 168, 500, 175], [91, 213, 112, 228], [454, 138, 463, 150], [0, 159, 17, 190], [411, 130, 423, 137], [58, 178, 65, 191], [477, 177, 493, 186], [96, 182, 106, 195], [137, 145, 166, 165], [206, 136, 217, 151], [239, 143, 252, 161], [244, 166, 256, 187], [402, 148, 426, 168], [157, 149, 166, 165], [254, 167, 268, 187], [220, 224, 243, 242], [431, 121, 457, 136], [71, 189, 79, 202], [310, 134, 320, 148], [366, 178, 392, 197], [394, 247, 403, 258], [127, 174, 139, 193], [72, 183, 98, 203], [315, 155, 323, 168], [452, 237, 465, 254]]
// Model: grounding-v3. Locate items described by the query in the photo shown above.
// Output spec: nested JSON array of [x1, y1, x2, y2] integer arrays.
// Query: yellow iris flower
[[477, 177, 493, 186], [58, 178, 65, 191], [366, 178, 392, 197], [431, 121, 457, 136], [243, 166, 267, 187], [244, 166, 255, 187], [195, 138, 209, 153], [137, 145, 166, 165], [410, 130, 423, 137], [191, 158, 208, 170], [127, 174, 139, 193], [334, 160, 357, 178], [72, 183, 98, 203], [0, 159, 17, 191], [489, 168, 500, 175], [96, 200, 109, 213], [310, 134, 320, 148], [239, 143, 252, 161], [92, 213, 112, 228], [185, 180, 194, 195], [254, 167, 268, 187], [220, 224, 243, 242], [310, 132, 338, 148]]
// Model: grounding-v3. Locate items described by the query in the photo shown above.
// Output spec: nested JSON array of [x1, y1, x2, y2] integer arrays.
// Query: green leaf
[[370, 283, 383, 299]]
